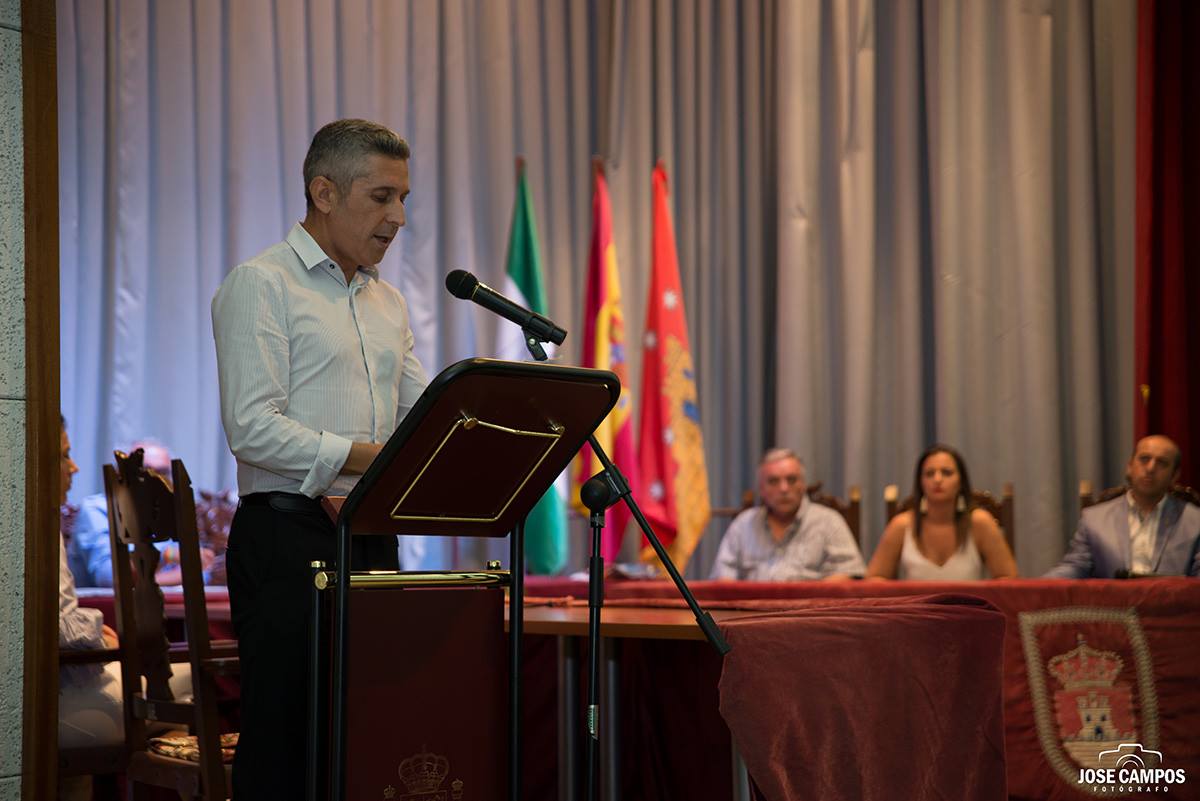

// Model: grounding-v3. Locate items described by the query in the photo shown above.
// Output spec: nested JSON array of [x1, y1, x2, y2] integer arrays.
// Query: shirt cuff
[[300, 431, 354, 498]]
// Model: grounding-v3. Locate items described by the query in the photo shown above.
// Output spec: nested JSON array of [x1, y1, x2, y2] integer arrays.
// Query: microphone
[[445, 269, 567, 346]]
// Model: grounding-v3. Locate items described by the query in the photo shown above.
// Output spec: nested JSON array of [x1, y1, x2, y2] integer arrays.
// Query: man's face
[[60, 429, 79, 507], [1127, 436, 1180, 502], [759, 456, 806, 519], [323, 154, 410, 272]]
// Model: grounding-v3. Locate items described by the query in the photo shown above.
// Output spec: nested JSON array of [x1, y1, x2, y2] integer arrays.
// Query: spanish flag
[[636, 162, 711, 571], [574, 160, 638, 561]]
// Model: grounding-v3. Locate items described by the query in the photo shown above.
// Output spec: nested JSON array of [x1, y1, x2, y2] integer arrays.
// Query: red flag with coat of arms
[[636, 162, 711, 571], [574, 160, 638, 561]]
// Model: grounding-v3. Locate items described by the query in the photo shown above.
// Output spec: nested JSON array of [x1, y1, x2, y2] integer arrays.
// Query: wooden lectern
[[307, 358, 620, 801]]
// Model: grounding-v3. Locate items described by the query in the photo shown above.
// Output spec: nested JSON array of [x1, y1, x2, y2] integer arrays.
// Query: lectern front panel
[[343, 585, 508, 801]]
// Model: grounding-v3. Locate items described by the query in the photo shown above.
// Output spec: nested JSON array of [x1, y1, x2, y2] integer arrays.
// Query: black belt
[[239, 491, 326, 515]]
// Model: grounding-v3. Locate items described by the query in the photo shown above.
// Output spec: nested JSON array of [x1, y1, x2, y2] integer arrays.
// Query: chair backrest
[[711, 483, 863, 545], [710, 489, 756, 520], [105, 449, 227, 799], [1079, 480, 1200, 510], [884, 482, 1015, 552], [807, 483, 863, 545]]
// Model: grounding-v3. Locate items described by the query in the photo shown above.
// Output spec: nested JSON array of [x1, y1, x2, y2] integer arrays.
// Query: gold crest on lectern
[[382, 748, 464, 800]]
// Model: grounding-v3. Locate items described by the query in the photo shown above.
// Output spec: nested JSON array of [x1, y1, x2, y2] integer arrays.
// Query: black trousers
[[226, 493, 398, 801]]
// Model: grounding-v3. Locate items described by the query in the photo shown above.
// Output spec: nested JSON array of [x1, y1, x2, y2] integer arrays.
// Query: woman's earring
[[919, 496, 928, 514], [956, 494, 966, 513]]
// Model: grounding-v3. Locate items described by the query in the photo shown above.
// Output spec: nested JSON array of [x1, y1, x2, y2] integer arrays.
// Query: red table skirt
[[79, 578, 1200, 801], [525, 577, 1200, 801]]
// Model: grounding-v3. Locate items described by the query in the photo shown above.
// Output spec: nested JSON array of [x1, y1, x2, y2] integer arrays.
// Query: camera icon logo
[[1098, 743, 1163, 771]]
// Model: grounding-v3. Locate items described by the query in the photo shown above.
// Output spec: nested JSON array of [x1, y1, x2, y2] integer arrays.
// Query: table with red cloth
[[520, 593, 1007, 801], [524, 577, 1200, 801], [77, 578, 1200, 801], [710, 594, 1007, 801]]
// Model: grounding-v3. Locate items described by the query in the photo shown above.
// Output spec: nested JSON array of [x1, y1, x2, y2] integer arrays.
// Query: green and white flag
[[499, 165, 568, 574]]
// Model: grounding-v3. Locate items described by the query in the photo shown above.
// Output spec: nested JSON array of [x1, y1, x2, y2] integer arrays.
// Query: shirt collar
[[286, 222, 380, 282], [759, 496, 809, 542], [1125, 489, 1168, 519]]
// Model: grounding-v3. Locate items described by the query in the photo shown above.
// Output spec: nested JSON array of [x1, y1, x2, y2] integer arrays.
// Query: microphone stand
[[520, 325, 731, 801], [579, 477, 611, 801]]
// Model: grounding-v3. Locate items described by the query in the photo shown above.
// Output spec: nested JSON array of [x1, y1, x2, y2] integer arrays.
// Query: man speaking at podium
[[212, 119, 428, 799]]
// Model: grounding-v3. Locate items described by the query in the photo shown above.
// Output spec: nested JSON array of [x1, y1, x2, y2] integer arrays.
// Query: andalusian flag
[[499, 161, 568, 574], [575, 161, 638, 561], [636, 163, 711, 571]]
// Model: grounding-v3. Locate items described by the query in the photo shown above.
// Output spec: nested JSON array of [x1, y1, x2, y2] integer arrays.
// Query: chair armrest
[[59, 647, 120, 665], [165, 640, 239, 662]]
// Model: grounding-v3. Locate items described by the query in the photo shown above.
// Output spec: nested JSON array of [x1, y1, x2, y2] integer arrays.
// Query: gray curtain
[[58, 0, 1132, 576], [773, 0, 1135, 576]]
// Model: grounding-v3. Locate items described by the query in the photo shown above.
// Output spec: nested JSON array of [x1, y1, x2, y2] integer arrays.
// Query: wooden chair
[[1079, 480, 1200, 510], [884, 482, 1016, 552], [105, 449, 238, 800], [807, 483, 863, 546], [711, 483, 864, 544], [710, 489, 757, 520]]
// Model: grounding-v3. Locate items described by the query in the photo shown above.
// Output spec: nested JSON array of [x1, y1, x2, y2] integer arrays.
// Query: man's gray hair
[[303, 119, 410, 208], [760, 448, 805, 472]]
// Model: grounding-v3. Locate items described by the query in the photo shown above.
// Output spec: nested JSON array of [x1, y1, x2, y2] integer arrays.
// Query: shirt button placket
[[349, 281, 379, 436]]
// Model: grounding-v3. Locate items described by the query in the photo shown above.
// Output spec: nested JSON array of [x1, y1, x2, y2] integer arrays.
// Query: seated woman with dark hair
[[57, 420, 191, 801], [867, 444, 1018, 580]]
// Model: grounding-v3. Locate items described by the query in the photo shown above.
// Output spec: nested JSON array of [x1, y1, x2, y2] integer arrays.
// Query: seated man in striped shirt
[[211, 118, 428, 800], [710, 448, 865, 581]]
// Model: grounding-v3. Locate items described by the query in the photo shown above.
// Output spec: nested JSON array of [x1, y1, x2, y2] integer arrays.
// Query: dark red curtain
[[1135, 0, 1200, 487]]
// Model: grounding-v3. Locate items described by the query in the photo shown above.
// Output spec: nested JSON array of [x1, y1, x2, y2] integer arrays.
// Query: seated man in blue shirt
[[710, 448, 865, 581], [65, 440, 216, 587], [67, 439, 423, 588]]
